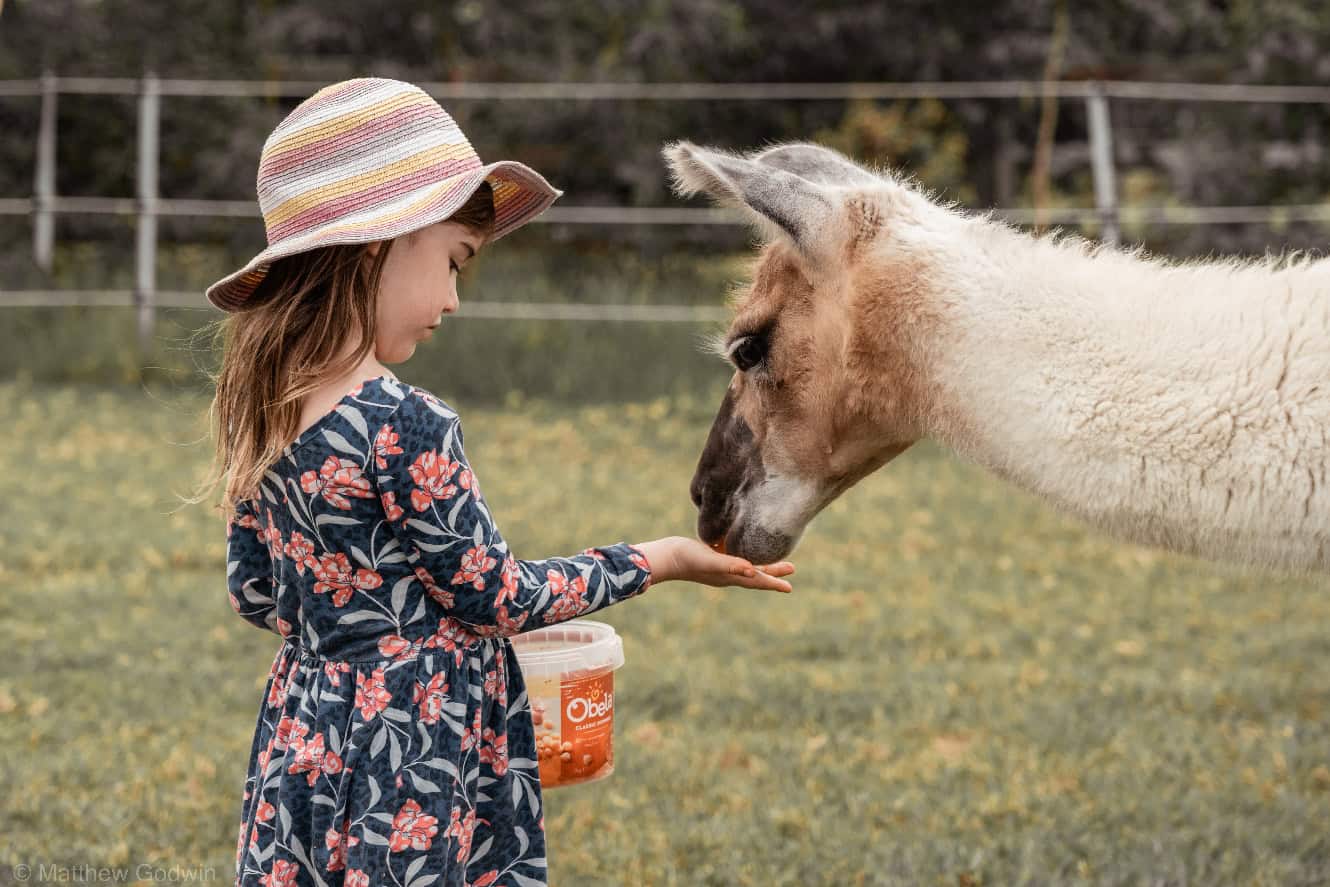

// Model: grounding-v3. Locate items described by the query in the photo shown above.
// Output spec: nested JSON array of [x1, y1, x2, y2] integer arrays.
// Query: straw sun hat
[[205, 77, 562, 312]]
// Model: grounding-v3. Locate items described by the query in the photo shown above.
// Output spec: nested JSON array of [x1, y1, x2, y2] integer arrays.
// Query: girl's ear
[[367, 240, 381, 257]]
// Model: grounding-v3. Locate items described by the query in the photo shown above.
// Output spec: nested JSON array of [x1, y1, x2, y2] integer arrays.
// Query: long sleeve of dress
[[225, 496, 282, 636], [371, 389, 653, 636]]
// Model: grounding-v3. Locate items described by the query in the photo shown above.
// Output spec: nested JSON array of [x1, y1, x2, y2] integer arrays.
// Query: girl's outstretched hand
[[634, 535, 795, 593]]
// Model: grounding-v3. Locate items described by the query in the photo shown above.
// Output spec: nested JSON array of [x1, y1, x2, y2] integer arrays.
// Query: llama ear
[[753, 142, 881, 187], [663, 140, 834, 253]]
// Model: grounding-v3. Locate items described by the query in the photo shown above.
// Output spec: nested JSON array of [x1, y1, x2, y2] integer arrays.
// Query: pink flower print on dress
[[413, 671, 450, 725], [259, 859, 299, 887], [311, 551, 383, 606], [423, 618, 481, 666], [288, 729, 343, 787], [628, 548, 653, 588], [478, 727, 508, 776], [345, 871, 369, 887], [262, 507, 284, 561], [407, 449, 460, 512], [413, 564, 455, 608], [323, 660, 352, 687], [456, 465, 477, 495], [493, 557, 520, 607], [283, 531, 316, 575], [388, 798, 439, 852], [377, 634, 423, 662], [482, 668, 505, 699], [460, 708, 482, 753], [274, 715, 307, 751], [300, 455, 376, 510], [544, 571, 589, 623], [452, 544, 497, 591], [255, 738, 274, 773], [324, 816, 359, 872], [494, 606, 528, 636], [445, 807, 486, 863], [380, 490, 405, 523], [266, 673, 287, 709], [235, 508, 262, 532], [265, 656, 296, 708], [372, 424, 404, 470], [354, 667, 392, 721], [547, 570, 585, 602]]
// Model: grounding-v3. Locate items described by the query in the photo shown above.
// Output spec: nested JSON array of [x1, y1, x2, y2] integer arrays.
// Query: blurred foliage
[[815, 99, 976, 203], [5, 0, 1330, 398], [6, 0, 1330, 219]]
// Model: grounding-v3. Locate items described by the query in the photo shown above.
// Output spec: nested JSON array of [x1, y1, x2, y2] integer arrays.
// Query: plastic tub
[[510, 620, 625, 788]]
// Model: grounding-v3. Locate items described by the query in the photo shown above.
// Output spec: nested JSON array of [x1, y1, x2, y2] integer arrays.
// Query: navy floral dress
[[225, 373, 654, 887]]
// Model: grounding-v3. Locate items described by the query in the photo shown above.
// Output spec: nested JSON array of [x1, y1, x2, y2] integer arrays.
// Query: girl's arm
[[373, 390, 653, 635], [225, 497, 283, 636]]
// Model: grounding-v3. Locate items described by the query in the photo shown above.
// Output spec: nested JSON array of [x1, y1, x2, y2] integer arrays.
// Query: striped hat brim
[[205, 159, 561, 313]]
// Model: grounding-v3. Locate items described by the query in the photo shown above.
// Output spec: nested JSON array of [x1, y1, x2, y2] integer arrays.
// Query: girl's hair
[[189, 180, 495, 516]]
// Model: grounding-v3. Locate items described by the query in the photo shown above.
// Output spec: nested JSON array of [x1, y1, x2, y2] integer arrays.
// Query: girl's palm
[[671, 536, 795, 593]]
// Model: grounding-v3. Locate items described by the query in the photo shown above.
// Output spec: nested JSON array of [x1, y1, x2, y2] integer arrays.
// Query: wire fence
[[3, 73, 1329, 351]]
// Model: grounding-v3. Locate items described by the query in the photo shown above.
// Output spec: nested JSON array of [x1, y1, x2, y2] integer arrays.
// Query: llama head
[[664, 140, 946, 563]]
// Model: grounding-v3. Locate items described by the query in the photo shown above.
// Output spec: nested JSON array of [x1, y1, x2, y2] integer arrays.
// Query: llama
[[664, 140, 1329, 574]]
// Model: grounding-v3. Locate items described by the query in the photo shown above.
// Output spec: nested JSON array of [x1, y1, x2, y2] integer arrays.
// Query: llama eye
[[730, 335, 767, 372]]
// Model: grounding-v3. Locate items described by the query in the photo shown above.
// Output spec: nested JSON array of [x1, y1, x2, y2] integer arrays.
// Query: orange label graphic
[[532, 667, 616, 787]]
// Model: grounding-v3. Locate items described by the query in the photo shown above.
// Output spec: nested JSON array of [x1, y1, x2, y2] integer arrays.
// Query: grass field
[[1, 376, 1328, 886]]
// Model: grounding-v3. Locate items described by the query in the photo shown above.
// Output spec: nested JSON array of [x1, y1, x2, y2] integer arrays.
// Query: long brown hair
[[189, 180, 495, 516]]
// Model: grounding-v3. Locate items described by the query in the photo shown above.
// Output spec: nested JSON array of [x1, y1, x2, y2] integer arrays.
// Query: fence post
[[1085, 80, 1120, 245], [135, 70, 160, 354], [33, 68, 57, 272]]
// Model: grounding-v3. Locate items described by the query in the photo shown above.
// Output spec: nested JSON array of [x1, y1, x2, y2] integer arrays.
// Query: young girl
[[200, 78, 795, 887]]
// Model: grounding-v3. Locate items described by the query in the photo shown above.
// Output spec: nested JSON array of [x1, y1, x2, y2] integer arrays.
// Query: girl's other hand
[[634, 536, 795, 593]]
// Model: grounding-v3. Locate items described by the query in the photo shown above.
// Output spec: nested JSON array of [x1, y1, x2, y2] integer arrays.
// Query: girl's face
[[368, 220, 483, 363]]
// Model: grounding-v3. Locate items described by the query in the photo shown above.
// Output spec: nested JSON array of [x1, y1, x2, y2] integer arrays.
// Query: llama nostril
[[689, 480, 704, 510]]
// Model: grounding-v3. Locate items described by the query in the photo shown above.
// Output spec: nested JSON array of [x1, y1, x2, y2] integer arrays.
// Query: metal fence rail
[[0, 290, 732, 321], [3, 73, 1329, 350], [7, 77, 1330, 102]]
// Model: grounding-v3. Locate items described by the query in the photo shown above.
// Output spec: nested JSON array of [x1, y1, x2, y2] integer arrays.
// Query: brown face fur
[[690, 195, 932, 562]]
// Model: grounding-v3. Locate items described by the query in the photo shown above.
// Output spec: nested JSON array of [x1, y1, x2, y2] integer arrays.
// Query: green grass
[[1, 377, 1328, 886]]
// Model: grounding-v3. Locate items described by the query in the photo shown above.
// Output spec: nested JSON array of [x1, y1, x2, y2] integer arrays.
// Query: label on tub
[[531, 668, 616, 787]]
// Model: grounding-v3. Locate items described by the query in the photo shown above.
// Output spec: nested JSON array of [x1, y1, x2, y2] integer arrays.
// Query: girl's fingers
[[728, 571, 793, 593], [726, 557, 756, 577], [702, 549, 795, 590], [756, 561, 795, 577], [721, 557, 795, 577]]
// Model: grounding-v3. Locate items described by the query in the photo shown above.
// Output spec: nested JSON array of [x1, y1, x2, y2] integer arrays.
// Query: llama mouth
[[706, 518, 795, 564]]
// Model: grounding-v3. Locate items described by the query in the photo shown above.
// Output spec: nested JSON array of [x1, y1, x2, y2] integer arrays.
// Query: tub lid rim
[[509, 619, 625, 675]]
